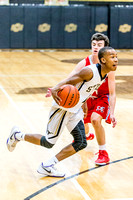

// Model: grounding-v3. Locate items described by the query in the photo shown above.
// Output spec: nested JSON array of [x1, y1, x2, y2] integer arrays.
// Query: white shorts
[[45, 106, 84, 144]]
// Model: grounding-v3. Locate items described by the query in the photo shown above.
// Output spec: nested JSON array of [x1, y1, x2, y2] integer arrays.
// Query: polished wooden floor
[[0, 49, 133, 200]]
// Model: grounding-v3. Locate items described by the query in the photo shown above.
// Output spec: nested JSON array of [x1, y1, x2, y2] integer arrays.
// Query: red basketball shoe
[[95, 150, 110, 165], [86, 133, 94, 140]]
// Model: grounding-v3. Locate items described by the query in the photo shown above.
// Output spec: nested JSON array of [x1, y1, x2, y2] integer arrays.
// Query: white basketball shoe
[[6, 126, 21, 152], [37, 162, 65, 178]]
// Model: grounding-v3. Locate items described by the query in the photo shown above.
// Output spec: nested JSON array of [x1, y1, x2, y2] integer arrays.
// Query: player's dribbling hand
[[51, 88, 62, 105], [45, 88, 52, 97]]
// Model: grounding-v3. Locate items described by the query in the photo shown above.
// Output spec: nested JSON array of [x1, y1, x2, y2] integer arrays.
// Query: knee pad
[[40, 136, 54, 148], [71, 120, 87, 152], [72, 140, 87, 152]]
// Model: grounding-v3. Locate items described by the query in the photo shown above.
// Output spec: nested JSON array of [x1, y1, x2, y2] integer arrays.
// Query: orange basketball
[[57, 84, 80, 108]]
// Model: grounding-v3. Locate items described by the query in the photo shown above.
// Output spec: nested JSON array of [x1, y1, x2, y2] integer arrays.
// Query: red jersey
[[84, 55, 111, 124], [85, 56, 109, 97]]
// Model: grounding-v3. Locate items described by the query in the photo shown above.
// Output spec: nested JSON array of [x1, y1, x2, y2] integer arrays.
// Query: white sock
[[15, 132, 25, 141], [99, 144, 106, 151], [43, 156, 59, 167]]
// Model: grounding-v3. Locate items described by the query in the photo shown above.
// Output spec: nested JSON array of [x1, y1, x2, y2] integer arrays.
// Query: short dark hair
[[91, 33, 109, 47], [98, 46, 114, 63]]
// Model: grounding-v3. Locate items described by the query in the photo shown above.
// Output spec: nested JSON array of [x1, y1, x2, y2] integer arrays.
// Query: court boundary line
[[24, 156, 133, 200], [0, 84, 92, 200]]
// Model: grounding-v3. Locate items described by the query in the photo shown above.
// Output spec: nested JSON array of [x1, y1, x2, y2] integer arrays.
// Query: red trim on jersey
[[85, 56, 91, 66], [85, 56, 109, 98]]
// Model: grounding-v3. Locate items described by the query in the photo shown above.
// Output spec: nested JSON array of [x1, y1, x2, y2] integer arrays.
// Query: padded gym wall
[[10, 6, 24, 48], [0, 6, 10, 48], [0, 5, 132, 49], [24, 6, 38, 48], [37, 6, 51, 48], [90, 6, 108, 38], [51, 6, 64, 48], [77, 6, 91, 48], [110, 6, 133, 48], [63, 6, 78, 48], [0, 5, 110, 49]]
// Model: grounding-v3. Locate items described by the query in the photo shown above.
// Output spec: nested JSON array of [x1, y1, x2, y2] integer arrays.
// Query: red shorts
[[84, 95, 111, 124]]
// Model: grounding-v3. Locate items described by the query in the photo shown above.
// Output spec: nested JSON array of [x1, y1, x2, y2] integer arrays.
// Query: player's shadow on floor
[[116, 75, 133, 99], [17, 87, 50, 94], [17, 76, 133, 100]]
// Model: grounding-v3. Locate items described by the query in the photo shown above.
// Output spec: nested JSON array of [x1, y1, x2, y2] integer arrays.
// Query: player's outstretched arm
[[108, 71, 117, 128], [51, 67, 93, 105], [45, 59, 87, 99]]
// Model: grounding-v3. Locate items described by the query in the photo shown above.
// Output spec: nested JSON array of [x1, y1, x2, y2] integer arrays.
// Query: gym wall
[[0, 5, 132, 49]]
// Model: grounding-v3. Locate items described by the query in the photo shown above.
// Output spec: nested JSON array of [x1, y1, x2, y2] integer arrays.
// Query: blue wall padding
[[10, 6, 24, 48], [0, 6, 10, 48], [24, 6, 38, 48]]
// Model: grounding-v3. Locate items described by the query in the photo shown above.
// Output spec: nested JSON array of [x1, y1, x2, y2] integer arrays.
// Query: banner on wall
[[44, 0, 68, 5], [0, 0, 9, 4]]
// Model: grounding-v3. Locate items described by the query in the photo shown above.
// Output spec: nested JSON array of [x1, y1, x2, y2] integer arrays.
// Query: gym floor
[[0, 49, 133, 200]]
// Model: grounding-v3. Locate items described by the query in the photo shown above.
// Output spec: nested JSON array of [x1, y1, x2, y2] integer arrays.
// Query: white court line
[[0, 84, 91, 200]]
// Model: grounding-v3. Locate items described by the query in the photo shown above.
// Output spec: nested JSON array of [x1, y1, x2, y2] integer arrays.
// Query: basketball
[[57, 84, 80, 108]]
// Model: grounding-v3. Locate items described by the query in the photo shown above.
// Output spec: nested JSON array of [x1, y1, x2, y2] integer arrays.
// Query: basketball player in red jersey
[[69, 33, 117, 165]]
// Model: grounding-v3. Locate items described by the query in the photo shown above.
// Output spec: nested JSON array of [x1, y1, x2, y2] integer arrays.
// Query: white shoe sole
[[95, 161, 109, 166]]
